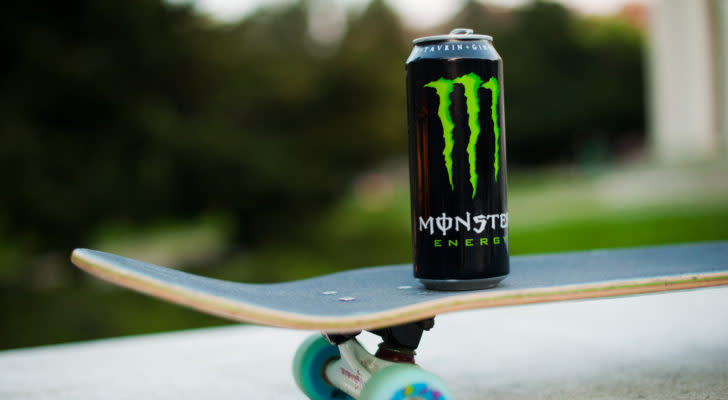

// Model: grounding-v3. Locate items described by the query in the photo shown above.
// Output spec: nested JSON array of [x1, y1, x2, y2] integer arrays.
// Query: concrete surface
[[1, 287, 727, 399]]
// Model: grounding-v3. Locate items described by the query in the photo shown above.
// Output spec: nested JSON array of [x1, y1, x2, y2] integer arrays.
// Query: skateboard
[[71, 241, 728, 399]]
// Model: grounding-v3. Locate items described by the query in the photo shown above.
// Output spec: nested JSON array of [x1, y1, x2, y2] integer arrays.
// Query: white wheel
[[292, 335, 353, 400]]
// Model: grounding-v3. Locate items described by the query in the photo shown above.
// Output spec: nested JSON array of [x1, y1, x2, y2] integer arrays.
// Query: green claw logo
[[425, 72, 500, 199]]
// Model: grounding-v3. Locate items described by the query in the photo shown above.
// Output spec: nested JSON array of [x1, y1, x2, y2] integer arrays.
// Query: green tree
[[0, 0, 412, 269], [449, 0, 645, 164]]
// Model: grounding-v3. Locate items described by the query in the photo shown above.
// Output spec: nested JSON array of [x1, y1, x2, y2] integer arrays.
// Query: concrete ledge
[[1, 287, 727, 399]]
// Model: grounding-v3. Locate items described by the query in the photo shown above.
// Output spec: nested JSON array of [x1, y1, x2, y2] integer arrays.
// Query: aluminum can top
[[407, 28, 500, 64], [412, 28, 492, 45]]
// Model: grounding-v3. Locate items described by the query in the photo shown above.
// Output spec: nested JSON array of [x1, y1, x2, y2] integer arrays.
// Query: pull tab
[[449, 28, 474, 35]]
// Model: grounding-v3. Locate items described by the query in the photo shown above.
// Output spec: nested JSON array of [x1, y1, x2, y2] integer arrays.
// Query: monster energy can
[[406, 28, 509, 290]]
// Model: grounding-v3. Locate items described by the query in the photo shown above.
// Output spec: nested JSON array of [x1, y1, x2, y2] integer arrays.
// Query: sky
[[181, 0, 652, 28]]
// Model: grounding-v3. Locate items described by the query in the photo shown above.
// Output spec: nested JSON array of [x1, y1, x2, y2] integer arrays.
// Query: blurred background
[[1, 0, 726, 350]]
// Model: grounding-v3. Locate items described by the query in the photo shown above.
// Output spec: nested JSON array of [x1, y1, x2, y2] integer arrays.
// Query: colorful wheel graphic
[[359, 365, 452, 400]]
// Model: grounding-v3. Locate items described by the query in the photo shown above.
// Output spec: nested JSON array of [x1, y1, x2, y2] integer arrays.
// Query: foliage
[[0, 0, 645, 259], [449, 0, 645, 164], [0, 0, 654, 348]]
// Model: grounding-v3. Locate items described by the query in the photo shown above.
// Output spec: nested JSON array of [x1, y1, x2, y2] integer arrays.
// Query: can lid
[[412, 28, 492, 45]]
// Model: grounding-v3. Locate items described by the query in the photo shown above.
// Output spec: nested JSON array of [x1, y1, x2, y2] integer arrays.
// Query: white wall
[[719, 0, 728, 154], [648, 0, 721, 162]]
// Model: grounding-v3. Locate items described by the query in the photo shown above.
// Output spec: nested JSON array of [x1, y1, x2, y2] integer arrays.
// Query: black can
[[406, 28, 509, 290]]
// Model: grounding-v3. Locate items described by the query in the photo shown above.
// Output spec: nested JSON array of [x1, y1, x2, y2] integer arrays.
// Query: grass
[[1, 162, 727, 350], [510, 206, 728, 254]]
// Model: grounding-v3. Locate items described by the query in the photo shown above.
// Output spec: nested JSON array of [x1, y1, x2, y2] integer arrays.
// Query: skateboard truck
[[301, 318, 444, 399], [324, 318, 434, 364], [370, 318, 434, 364]]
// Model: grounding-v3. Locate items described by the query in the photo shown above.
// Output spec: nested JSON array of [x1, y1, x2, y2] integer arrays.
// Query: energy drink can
[[406, 28, 509, 290]]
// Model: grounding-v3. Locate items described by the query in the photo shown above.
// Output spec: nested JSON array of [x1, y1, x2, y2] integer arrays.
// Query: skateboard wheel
[[359, 364, 452, 400], [293, 334, 353, 400]]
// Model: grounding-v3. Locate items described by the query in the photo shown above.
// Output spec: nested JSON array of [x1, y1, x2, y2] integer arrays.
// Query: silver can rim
[[419, 275, 507, 291], [413, 28, 493, 45]]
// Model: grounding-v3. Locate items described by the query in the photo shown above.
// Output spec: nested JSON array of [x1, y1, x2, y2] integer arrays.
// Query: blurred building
[[649, 0, 728, 162]]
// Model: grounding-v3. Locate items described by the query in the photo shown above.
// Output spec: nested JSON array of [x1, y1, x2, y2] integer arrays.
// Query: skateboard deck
[[71, 241, 728, 332]]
